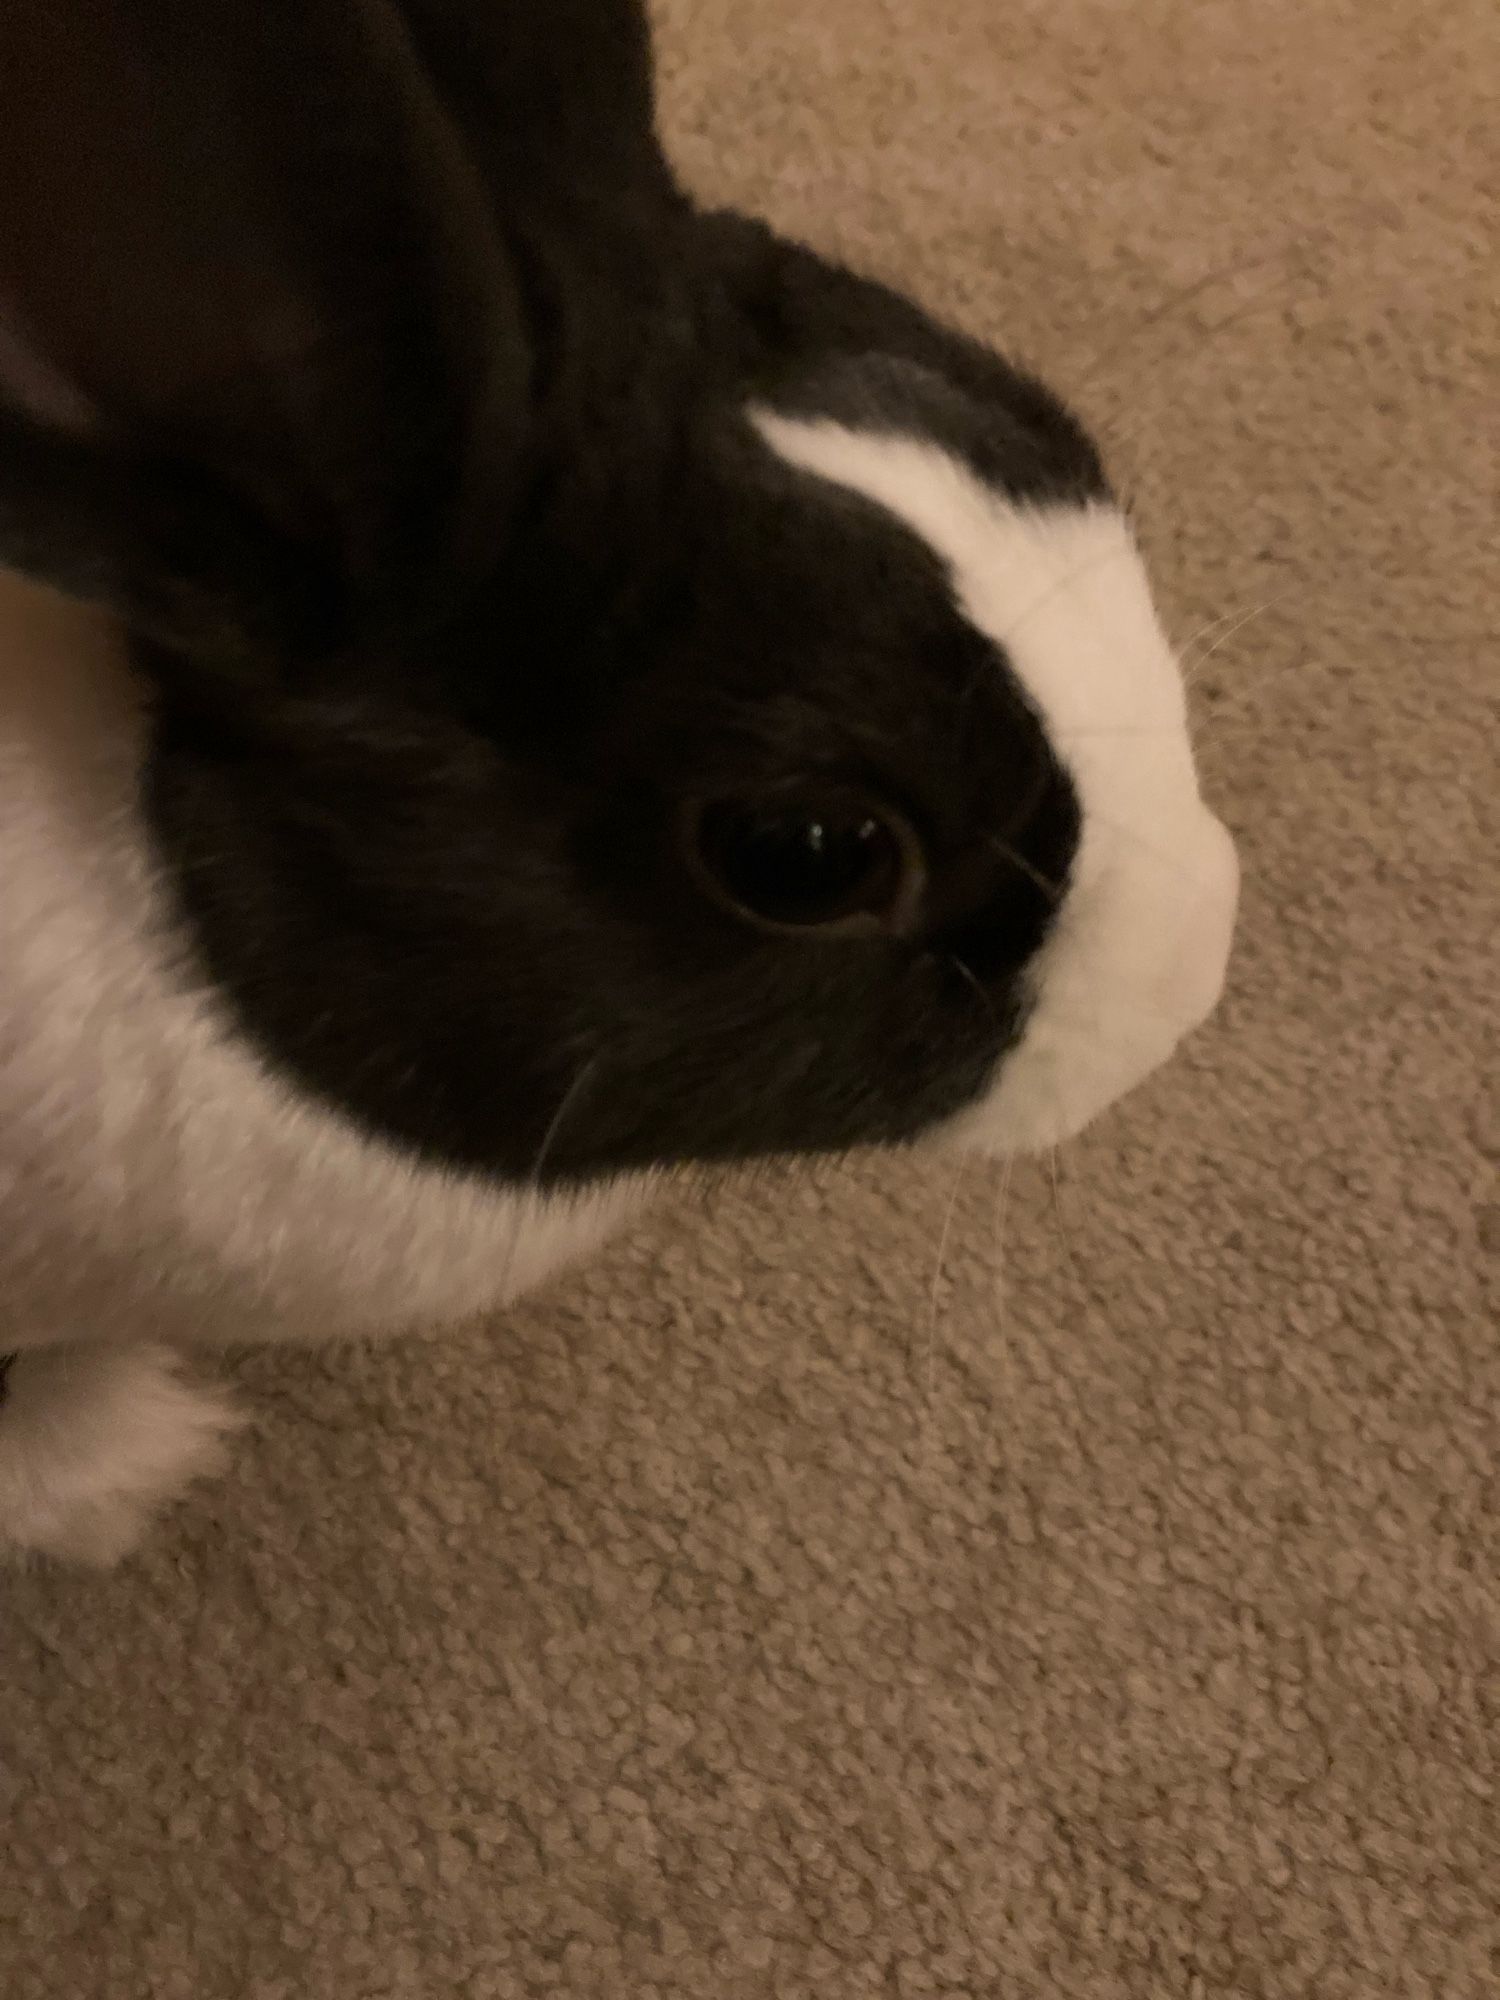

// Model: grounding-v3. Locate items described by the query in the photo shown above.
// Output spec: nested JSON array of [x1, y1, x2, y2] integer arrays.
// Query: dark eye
[[688, 794, 924, 935]]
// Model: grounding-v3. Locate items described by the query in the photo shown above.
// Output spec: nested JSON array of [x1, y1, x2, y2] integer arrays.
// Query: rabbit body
[[0, 0, 1237, 1558]]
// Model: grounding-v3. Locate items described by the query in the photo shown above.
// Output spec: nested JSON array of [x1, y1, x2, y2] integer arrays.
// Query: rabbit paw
[[0, 1342, 240, 1565]]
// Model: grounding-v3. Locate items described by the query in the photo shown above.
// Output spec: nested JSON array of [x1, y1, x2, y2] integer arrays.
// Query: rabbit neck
[[0, 568, 634, 1350]]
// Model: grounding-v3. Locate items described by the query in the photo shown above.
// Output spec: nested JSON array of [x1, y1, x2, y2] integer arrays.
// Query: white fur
[[0, 570, 636, 1557], [0, 1344, 240, 1565], [752, 412, 1239, 1152], [0, 425, 1238, 1559]]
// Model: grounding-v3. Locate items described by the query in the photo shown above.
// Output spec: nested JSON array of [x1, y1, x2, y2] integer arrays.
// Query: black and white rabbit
[[0, 0, 1238, 1561]]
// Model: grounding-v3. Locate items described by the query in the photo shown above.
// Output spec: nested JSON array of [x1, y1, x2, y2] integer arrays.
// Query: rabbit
[[0, 0, 1238, 1563]]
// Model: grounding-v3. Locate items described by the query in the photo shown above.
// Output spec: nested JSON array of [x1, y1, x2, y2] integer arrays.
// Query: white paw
[[0, 1343, 240, 1565]]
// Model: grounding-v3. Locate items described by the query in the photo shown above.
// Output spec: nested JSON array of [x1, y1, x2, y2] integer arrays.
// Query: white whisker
[[997, 545, 1138, 655], [1181, 598, 1279, 686], [1068, 239, 1320, 400], [1174, 599, 1266, 671], [948, 951, 999, 1028], [992, 1157, 1015, 1306], [495, 1056, 599, 1302], [981, 835, 1064, 903], [920, 1149, 970, 1470]]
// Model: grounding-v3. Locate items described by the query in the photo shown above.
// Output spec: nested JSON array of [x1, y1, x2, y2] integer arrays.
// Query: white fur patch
[[0, 570, 636, 1376], [753, 411, 1239, 1151], [0, 1343, 240, 1564], [0, 570, 639, 1555]]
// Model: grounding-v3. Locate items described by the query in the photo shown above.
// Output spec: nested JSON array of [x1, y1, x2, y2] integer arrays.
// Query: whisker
[[1046, 1144, 1087, 1291], [1022, 1000, 1183, 1049], [948, 952, 1002, 1029], [996, 544, 1139, 655], [1068, 239, 1320, 400], [992, 1156, 1015, 1307], [1192, 272, 1317, 348], [981, 835, 1064, 903], [1083, 808, 1210, 887], [1181, 598, 1280, 686], [1174, 597, 1270, 670], [532, 1061, 598, 1184], [1178, 624, 1313, 757], [920, 1148, 970, 1469], [977, 1154, 1018, 1458], [494, 1056, 599, 1300], [1097, 283, 1315, 480], [1053, 721, 1181, 741]]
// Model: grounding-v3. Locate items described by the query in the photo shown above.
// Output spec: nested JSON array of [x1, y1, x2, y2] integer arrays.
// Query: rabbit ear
[[0, 311, 97, 437], [0, 0, 532, 653], [396, 0, 670, 197]]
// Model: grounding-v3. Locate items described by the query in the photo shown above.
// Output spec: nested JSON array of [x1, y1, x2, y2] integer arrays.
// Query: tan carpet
[[4, 2, 1496, 1993]]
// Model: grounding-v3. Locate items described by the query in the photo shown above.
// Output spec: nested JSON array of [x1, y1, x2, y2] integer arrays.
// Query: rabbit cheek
[[752, 415, 1239, 1150]]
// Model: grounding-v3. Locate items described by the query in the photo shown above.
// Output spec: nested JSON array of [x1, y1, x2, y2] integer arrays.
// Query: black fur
[[0, 0, 1105, 1184]]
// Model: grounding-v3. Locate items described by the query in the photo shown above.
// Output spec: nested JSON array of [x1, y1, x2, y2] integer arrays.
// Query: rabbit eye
[[688, 794, 924, 936]]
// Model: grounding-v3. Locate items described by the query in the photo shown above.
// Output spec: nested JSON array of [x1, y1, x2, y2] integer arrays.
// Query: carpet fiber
[[4, 2, 1496, 1994]]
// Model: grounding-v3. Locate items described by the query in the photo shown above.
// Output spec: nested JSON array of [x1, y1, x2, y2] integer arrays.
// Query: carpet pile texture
[[4, 1, 1495, 1993]]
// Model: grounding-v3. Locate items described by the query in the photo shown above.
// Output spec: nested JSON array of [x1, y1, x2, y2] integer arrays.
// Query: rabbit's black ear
[[397, 0, 672, 200], [0, 0, 532, 658]]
